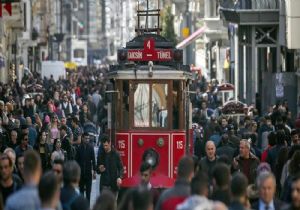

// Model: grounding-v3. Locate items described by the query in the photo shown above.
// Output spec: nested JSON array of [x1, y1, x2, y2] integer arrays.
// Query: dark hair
[[52, 139, 61, 152], [212, 163, 230, 188], [268, 132, 277, 146], [191, 171, 209, 195], [132, 187, 153, 210], [217, 155, 231, 166], [100, 134, 110, 144], [289, 151, 300, 176], [140, 162, 152, 173], [231, 172, 248, 197], [53, 158, 64, 166], [38, 171, 60, 204], [249, 133, 258, 145], [291, 129, 298, 136], [292, 172, 300, 183], [117, 188, 134, 210], [23, 150, 41, 178], [72, 116, 79, 124], [177, 156, 194, 180], [0, 154, 13, 167], [265, 115, 271, 121], [92, 190, 116, 210], [20, 133, 29, 141], [83, 132, 89, 137], [288, 145, 300, 159], [60, 125, 67, 131], [63, 160, 81, 185], [276, 130, 286, 145]]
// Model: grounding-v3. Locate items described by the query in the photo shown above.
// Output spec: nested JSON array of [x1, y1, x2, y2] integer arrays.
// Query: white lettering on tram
[[118, 140, 126, 149], [157, 51, 171, 59], [128, 51, 143, 59]]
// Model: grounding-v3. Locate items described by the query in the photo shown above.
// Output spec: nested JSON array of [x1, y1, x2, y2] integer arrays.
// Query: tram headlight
[[142, 148, 159, 169]]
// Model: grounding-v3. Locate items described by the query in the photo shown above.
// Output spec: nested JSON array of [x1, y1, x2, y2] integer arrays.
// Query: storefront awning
[[176, 26, 206, 49]]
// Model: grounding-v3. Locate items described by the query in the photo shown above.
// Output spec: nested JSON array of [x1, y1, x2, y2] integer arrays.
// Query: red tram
[[106, 2, 193, 188]]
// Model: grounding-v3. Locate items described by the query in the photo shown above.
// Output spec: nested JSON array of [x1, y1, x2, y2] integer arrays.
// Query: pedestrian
[[266, 130, 288, 173], [38, 171, 61, 210], [60, 125, 73, 160], [281, 151, 300, 202], [139, 162, 160, 207], [251, 172, 286, 210], [7, 130, 18, 150], [97, 134, 123, 197], [60, 160, 89, 210], [71, 117, 82, 145], [155, 156, 194, 210], [52, 158, 64, 185], [5, 150, 42, 210], [232, 139, 260, 184], [34, 131, 51, 171], [282, 173, 300, 210], [51, 138, 65, 166], [176, 171, 214, 210], [92, 190, 116, 210], [16, 154, 24, 183], [228, 172, 251, 210], [131, 187, 154, 210], [217, 133, 235, 162], [76, 132, 96, 203], [14, 133, 33, 158], [211, 163, 231, 206], [198, 141, 219, 180], [0, 154, 22, 205]]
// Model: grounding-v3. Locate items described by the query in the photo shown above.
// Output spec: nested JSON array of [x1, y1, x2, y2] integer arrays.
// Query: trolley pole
[[234, 25, 239, 101]]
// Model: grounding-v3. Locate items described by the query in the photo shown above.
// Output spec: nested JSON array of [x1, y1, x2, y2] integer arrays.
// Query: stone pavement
[[90, 146, 100, 208], [90, 174, 100, 208]]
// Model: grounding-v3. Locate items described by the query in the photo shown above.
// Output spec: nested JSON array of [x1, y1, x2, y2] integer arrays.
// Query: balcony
[[204, 17, 227, 40], [220, 0, 279, 25]]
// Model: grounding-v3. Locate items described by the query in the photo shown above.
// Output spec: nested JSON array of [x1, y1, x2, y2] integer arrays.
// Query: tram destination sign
[[127, 38, 173, 62]]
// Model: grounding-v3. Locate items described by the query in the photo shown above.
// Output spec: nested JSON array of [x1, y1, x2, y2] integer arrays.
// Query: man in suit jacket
[[251, 172, 286, 210], [75, 132, 96, 204]]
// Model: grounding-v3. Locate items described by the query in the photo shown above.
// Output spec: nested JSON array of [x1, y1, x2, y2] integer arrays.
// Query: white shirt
[[259, 199, 275, 210]]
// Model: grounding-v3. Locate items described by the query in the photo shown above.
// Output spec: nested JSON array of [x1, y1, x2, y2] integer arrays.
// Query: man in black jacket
[[97, 134, 123, 197], [75, 132, 96, 203]]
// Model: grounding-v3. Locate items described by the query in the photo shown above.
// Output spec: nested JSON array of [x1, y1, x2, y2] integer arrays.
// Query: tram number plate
[[176, 141, 184, 149]]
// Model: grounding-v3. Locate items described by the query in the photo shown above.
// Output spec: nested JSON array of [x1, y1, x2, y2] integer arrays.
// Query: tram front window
[[152, 84, 168, 128], [134, 84, 150, 127]]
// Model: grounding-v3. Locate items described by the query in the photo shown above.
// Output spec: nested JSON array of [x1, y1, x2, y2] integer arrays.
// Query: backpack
[[62, 193, 80, 210]]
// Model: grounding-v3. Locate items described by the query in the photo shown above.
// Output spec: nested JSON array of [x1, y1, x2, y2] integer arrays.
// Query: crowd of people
[[0, 66, 300, 210]]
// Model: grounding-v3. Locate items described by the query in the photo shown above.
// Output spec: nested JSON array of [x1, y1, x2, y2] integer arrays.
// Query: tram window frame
[[128, 80, 173, 130]]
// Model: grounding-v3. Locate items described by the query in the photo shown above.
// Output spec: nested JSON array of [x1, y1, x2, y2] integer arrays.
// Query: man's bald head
[[206, 140, 216, 161]]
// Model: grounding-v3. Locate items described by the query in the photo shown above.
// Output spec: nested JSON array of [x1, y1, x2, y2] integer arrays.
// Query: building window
[[73, 0, 78, 11], [74, 49, 85, 58]]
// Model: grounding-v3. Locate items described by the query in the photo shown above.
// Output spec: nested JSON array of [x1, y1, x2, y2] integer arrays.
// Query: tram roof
[[108, 64, 192, 80]]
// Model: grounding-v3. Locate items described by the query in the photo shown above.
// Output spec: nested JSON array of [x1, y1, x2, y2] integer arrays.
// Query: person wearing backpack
[[60, 160, 89, 210]]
